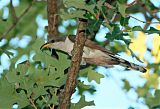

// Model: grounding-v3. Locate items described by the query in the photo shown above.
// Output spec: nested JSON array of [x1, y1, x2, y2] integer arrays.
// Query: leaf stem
[[129, 15, 160, 24], [28, 97, 38, 109], [41, 96, 53, 109]]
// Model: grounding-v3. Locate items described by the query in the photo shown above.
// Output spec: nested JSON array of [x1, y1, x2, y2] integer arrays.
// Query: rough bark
[[59, 19, 88, 109], [59, 1, 118, 108], [47, 0, 58, 40]]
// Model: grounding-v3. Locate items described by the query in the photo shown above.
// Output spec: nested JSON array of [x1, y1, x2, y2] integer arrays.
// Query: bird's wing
[[84, 40, 146, 72], [68, 35, 116, 56], [68, 35, 146, 73]]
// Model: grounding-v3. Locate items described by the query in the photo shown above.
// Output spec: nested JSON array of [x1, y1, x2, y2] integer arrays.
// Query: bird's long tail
[[110, 55, 146, 73]]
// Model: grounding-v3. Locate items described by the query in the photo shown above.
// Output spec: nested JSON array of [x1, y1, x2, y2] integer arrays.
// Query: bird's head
[[40, 40, 55, 50], [40, 37, 66, 51]]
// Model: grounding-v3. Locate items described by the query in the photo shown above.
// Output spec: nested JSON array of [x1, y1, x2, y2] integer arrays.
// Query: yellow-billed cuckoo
[[40, 35, 146, 73]]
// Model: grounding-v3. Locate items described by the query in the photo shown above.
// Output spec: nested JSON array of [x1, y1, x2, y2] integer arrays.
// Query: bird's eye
[[50, 40, 55, 43]]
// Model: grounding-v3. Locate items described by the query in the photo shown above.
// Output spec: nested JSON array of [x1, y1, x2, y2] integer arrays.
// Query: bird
[[40, 35, 146, 73]]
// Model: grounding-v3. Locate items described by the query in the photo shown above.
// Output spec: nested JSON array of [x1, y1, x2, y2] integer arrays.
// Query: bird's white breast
[[64, 37, 74, 55], [83, 47, 107, 58], [64, 37, 107, 58]]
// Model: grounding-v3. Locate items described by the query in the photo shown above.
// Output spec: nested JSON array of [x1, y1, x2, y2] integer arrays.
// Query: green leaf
[[146, 90, 160, 108], [145, 27, 160, 35], [31, 86, 47, 100], [0, 1, 46, 40], [96, 0, 106, 10], [5, 49, 70, 107], [103, 22, 114, 32], [120, 17, 130, 26], [28, 67, 66, 87], [6, 63, 48, 99], [132, 26, 143, 31], [87, 68, 104, 84], [64, 0, 95, 15], [60, 9, 86, 20], [117, 2, 127, 17], [128, 107, 135, 109], [122, 79, 130, 91], [0, 78, 29, 109], [70, 95, 94, 109], [146, 74, 159, 88], [36, 93, 58, 107], [136, 87, 148, 97], [105, 24, 130, 45], [118, 0, 127, 4], [79, 67, 104, 84], [32, 49, 70, 87], [48, 93, 59, 105], [77, 81, 96, 95], [6, 63, 35, 91], [132, 26, 160, 35]]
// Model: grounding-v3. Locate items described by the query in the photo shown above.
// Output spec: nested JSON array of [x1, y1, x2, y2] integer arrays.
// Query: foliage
[[0, 38, 70, 108], [70, 95, 94, 109], [79, 67, 104, 84], [0, 0, 160, 109]]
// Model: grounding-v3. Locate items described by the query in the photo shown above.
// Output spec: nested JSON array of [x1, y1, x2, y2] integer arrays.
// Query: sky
[[1, 0, 160, 109]]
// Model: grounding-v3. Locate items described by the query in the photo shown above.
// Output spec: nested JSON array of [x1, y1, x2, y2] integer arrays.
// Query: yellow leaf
[[128, 32, 147, 61], [152, 35, 160, 63], [127, 24, 160, 78], [152, 24, 160, 63]]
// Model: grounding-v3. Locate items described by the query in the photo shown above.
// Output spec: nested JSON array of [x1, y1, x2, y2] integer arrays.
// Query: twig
[[111, 13, 117, 22], [35, 0, 47, 2], [1, 0, 35, 40], [104, 2, 115, 9], [127, 0, 138, 7], [46, 1, 59, 109], [59, 19, 88, 109], [138, 0, 160, 22], [105, 0, 138, 9], [41, 96, 53, 109], [143, 13, 153, 30], [104, 0, 160, 25], [28, 97, 38, 109], [10, 0, 18, 23], [129, 15, 160, 24], [47, 0, 58, 40]]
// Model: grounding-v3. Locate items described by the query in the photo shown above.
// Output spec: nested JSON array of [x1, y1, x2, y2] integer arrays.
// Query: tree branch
[[1, 0, 35, 40], [59, 1, 118, 108], [129, 15, 159, 24], [138, 0, 160, 22], [59, 19, 88, 109], [10, 0, 18, 24], [127, 0, 138, 7], [47, 0, 58, 40], [46, 1, 60, 109]]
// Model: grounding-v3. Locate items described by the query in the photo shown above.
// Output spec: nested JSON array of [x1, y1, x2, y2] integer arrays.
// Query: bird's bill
[[40, 43, 51, 50]]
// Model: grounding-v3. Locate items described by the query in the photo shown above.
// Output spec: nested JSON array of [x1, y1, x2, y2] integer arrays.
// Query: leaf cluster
[[0, 38, 71, 108], [0, 37, 100, 108]]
